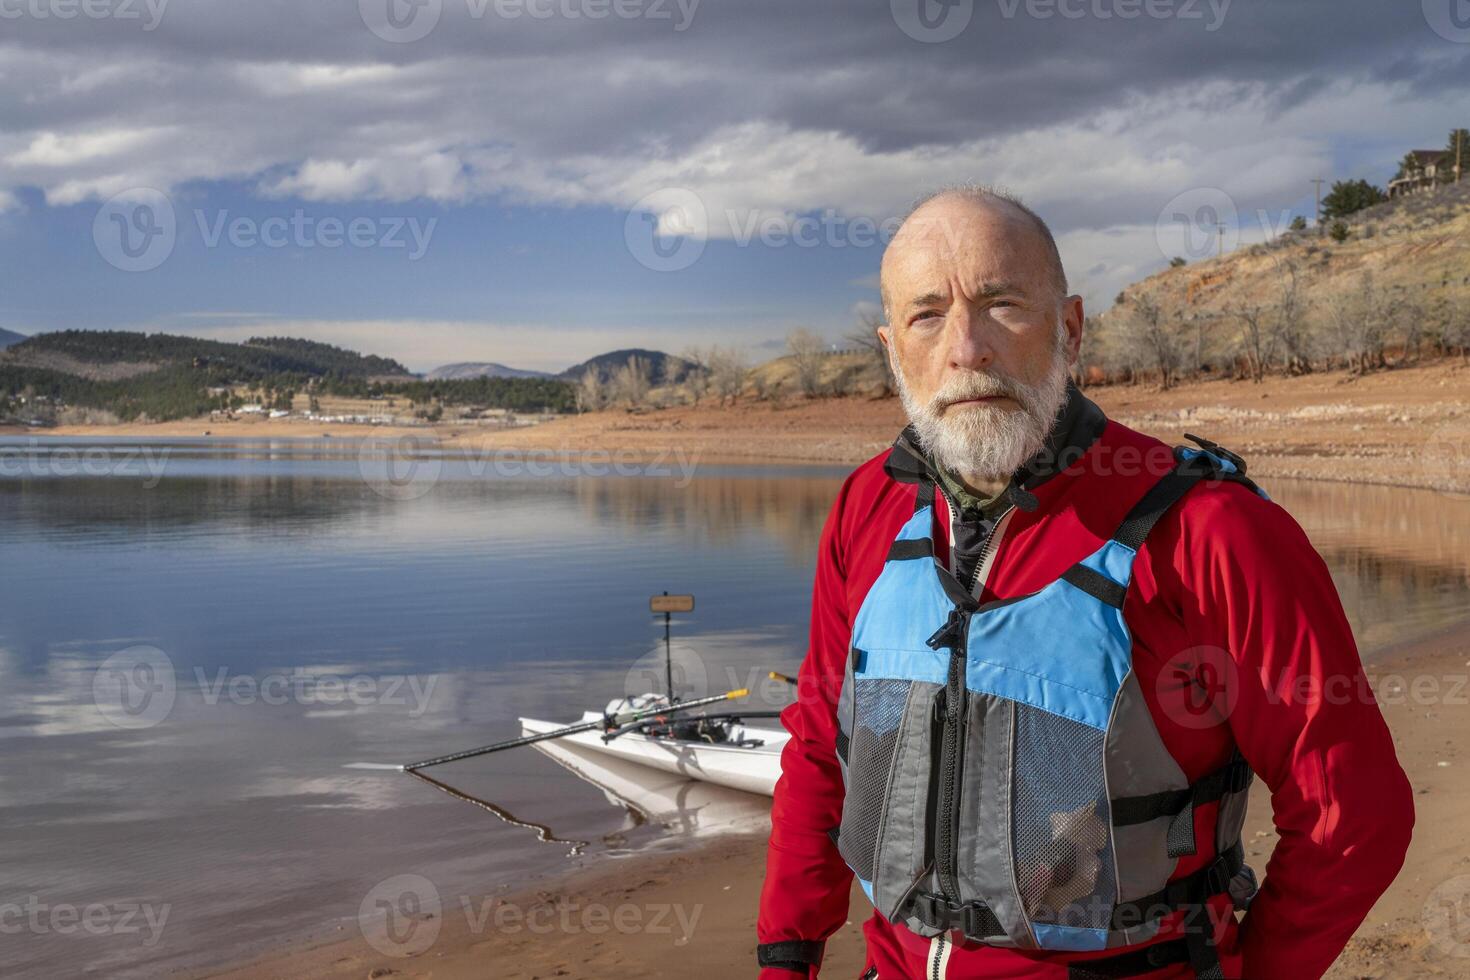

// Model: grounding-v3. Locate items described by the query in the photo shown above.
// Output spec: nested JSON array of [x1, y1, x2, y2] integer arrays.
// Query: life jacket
[[832, 439, 1264, 978]]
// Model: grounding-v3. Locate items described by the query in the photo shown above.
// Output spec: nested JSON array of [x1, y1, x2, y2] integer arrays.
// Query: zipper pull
[[926, 608, 966, 652]]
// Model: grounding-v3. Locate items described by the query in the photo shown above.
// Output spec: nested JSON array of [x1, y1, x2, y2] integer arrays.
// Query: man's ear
[[877, 323, 898, 374], [1062, 296, 1085, 362]]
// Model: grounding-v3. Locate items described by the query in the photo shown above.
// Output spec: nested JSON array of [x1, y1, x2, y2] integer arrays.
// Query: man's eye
[[913, 311, 942, 324]]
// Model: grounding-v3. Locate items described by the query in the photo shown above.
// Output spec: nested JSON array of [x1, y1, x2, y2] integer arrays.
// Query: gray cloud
[[2, 0, 1466, 310]]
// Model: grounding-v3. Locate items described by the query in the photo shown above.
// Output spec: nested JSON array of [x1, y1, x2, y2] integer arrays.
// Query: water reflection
[[0, 439, 1466, 978]]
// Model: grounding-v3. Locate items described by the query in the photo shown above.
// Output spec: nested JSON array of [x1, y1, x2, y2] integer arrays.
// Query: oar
[[769, 671, 797, 686], [393, 687, 750, 772]]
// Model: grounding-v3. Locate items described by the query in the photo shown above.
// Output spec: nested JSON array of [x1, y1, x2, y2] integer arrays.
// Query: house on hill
[[1389, 149, 1451, 197]]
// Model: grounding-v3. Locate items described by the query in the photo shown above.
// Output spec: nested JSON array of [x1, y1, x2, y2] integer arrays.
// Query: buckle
[[1183, 433, 1246, 474]]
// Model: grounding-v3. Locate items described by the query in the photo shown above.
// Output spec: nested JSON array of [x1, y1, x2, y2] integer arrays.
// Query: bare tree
[[679, 346, 711, 405], [845, 309, 895, 396], [1116, 295, 1185, 389], [1271, 260, 1312, 376], [707, 346, 749, 405], [1232, 301, 1279, 384], [1322, 275, 1389, 375], [611, 354, 652, 408], [576, 369, 605, 413], [787, 328, 826, 398]]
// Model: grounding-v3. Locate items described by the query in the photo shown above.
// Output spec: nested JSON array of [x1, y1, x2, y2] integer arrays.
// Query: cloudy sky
[[1, 0, 1466, 372]]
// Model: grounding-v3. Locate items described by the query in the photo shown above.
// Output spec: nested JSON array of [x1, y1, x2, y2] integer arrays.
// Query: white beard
[[893, 324, 1071, 483]]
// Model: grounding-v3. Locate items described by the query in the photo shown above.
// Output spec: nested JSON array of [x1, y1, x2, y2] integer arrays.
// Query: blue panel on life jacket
[[1077, 539, 1137, 587], [1178, 447, 1271, 500], [1178, 446, 1237, 474], [850, 531, 954, 688], [965, 564, 1133, 731], [1031, 922, 1109, 951], [894, 505, 935, 541]]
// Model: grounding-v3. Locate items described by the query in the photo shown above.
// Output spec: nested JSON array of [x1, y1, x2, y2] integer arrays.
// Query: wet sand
[[201, 622, 1470, 980]]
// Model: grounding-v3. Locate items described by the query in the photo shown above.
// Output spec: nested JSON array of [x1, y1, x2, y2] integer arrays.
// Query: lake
[[1, 436, 1467, 978]]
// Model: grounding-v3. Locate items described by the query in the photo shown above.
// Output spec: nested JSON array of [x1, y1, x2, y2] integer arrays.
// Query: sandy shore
[[13, 360, 1470, 495], [199, 622, 1470, 980]]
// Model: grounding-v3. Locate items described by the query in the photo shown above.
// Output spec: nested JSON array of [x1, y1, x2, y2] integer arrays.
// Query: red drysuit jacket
[[758, 398, 1413, 979]]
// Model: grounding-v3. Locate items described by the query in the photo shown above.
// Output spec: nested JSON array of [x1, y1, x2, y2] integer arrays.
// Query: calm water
[[1, 437, 1467, 979]]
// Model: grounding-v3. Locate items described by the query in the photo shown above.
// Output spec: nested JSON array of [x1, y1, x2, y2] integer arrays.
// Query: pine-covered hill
[[3, 330, 412, 379], [0, 330, 575, 422]]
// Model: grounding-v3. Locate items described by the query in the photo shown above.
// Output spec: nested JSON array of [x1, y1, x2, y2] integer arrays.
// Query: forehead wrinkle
[[900, 277, 1027, 314]]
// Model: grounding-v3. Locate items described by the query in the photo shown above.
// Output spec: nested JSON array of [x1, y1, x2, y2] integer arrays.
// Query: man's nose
[[945, 305, 995, 372]]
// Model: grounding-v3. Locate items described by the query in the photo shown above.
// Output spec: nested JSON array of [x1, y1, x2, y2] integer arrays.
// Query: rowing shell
[[517, 711, 788, 796]]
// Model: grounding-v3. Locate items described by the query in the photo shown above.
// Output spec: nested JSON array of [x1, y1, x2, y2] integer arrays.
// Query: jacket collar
[[883, 381, 1108, 512]]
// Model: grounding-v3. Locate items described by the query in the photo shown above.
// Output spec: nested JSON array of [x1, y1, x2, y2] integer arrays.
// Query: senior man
[[756, 187, 1413, 979]]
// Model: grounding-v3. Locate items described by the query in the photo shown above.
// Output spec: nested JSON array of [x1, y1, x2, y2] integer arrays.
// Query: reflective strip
[[926, 934, 952, 980]]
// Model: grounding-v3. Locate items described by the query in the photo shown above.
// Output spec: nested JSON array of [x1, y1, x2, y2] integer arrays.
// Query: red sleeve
[[757, 477, 857, 978], [1173, 486, 1414, 979]]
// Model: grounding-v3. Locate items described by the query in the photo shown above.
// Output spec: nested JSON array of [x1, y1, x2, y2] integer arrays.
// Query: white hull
[[518, 711, 787, 796]]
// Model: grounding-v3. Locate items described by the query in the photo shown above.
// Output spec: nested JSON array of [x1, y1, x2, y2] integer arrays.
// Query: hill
[[559, 348, 694, 384], [425, 361, 551, 381], [0, 328, 25, 351], [2, 330, 412, 381], [0, 330, 574, 422], [1093, 181, 1470, 381]]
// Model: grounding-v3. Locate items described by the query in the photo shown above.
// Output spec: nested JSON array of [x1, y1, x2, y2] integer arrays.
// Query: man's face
[[878, 195, 1084, 482]]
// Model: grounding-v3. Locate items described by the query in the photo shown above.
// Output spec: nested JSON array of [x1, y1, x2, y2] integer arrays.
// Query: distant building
[[1389, 149, 1449, 198]]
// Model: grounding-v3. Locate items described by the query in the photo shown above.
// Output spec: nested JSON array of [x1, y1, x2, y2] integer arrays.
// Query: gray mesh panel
[[1011, 705, 1117, 930], [838, 677, 911, 883]]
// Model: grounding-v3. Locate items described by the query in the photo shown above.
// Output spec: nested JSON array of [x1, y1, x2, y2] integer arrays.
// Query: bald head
[[880, 186, 1068, 324]]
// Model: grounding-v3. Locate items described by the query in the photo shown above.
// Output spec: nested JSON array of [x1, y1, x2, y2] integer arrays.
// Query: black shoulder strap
[[1112, 462, 1205, 552]]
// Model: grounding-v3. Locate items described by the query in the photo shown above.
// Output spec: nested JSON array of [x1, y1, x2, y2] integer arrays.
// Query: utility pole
[[1310, 178, 1327, 226]]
